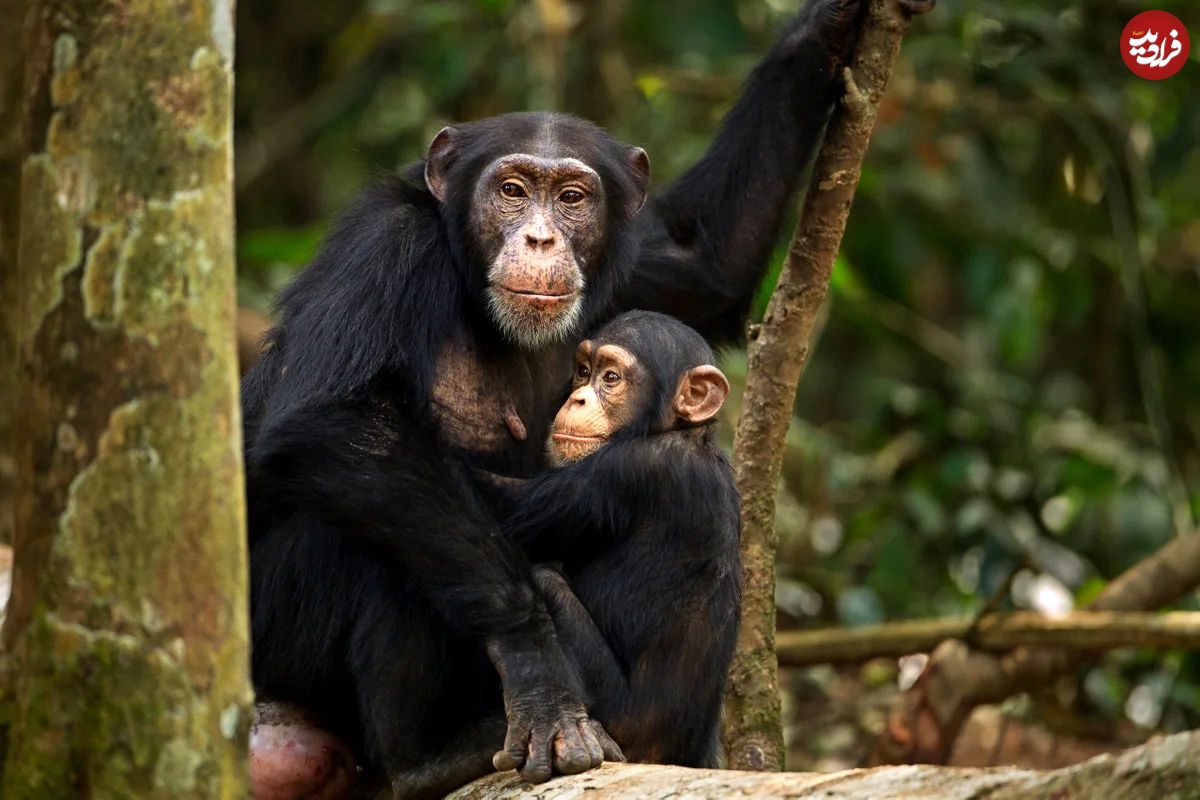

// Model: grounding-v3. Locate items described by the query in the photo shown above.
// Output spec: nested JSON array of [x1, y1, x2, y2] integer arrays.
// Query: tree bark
[[874, 531, 1200, 765], [0, 0, 26, 550], [778, 610, 1200, 666], [723, 0, 923, 771], [449, 729, 1200, 800], [0, 0, 28, 767], [1, 0, 251, 796]]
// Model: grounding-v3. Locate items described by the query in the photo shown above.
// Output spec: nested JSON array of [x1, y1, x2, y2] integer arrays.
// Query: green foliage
[[233, 0, 1200, 762]]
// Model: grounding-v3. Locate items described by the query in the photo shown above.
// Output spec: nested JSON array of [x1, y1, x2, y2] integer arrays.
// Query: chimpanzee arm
[[500, 438, 674, 559], [617, 0, 864, 342], [248, 396, 622, 782]]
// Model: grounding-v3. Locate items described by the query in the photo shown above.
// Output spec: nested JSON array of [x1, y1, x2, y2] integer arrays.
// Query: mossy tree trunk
[[1, 0, 251, 796]]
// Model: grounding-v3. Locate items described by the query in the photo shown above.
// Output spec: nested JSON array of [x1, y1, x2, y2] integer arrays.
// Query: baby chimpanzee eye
[[501, 182, 526, 198], [602, 370, 620, 385], [575, 362, 591, 381]]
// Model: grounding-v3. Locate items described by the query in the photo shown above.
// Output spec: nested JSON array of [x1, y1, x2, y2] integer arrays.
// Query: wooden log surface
[[447, 729, 1199, 799]]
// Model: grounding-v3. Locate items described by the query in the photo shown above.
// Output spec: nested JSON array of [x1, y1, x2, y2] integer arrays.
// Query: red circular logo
[[1122, 11, 1190, 80]]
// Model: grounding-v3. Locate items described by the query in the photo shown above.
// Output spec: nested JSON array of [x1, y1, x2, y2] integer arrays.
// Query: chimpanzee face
[[547, 334, 731, 466], [424, 117, 650, 351], [466, 154, 608, 349], [548, 340, 645, 465]]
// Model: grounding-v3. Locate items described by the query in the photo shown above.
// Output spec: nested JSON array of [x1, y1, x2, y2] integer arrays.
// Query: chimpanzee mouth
[[497, 286, 578, 302], [487, 284, 584, 349], [551, 432, 605, 443]]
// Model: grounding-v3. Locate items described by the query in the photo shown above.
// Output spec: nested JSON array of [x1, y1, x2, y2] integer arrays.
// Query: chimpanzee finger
[[573, 719, 604, 768], [492, 723, 529, 772], [589, 720, 625, 763], [519, 726, 555, 783], [552, 725, 593, 775]]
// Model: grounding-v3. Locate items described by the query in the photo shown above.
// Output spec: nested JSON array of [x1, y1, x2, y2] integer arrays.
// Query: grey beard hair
[[545, 437, 567, 468], [486, 286, 585, 350]]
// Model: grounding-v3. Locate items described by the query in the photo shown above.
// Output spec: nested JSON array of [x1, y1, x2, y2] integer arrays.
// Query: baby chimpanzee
[[492, 310, 742, 768]]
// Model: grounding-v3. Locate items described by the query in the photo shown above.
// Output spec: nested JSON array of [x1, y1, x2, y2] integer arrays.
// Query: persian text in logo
[[1122, 10, 1190, 80]]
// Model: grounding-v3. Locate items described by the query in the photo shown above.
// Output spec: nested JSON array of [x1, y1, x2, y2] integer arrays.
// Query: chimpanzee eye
[[602, 370, 620, 385], [559, 189, 585, 205], [501, 182, 526, 198], [575, 363, 590, 381]]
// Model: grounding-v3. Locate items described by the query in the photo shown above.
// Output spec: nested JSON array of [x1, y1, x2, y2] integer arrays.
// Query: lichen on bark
[[2, 0, 250, 796]]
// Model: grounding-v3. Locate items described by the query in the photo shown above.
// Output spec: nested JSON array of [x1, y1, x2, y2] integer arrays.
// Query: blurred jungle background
[[232, 0, 1200, 772]]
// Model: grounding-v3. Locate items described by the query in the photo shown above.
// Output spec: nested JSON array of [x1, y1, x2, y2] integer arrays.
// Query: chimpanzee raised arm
[[622, 0, 935, 341]]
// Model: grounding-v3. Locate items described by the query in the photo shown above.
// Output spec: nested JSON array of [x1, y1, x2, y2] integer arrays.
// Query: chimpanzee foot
[[898, 0, 936, 14], [250, 702, 357, 800]]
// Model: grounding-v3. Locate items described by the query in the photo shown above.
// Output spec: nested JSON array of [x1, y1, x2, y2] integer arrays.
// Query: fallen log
[[447, 729, 1198, 799]]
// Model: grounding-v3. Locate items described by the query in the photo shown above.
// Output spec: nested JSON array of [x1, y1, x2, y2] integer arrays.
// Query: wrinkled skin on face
[[547, 339, 731, 465], [427, 126, 639, 349]]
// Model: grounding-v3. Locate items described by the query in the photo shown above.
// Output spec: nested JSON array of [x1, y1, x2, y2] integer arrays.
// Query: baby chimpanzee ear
[[625, 146, 650, 217], [424, 126, 459, 203], [673, 365, 730, 425]]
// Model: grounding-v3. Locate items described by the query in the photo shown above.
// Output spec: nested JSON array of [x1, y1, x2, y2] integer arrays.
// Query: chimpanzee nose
[[525, 229, 556, 250]]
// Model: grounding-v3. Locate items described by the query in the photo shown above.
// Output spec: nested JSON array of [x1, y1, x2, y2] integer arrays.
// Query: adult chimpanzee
[[497, 311, 741, 766], [244, 1, 934, 798]]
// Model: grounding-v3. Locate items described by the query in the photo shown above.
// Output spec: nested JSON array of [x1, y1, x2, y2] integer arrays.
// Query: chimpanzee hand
[[491, 679, 624, 783], [787, 0, 865, 64], [487, 634, 623, 783], [788, 0, 935, 67]]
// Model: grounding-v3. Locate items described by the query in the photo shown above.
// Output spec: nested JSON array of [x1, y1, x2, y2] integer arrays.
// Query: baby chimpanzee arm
[[502, 438, 665, 558]]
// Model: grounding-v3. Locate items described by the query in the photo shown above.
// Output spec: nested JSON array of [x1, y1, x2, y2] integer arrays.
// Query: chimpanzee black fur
[[242, 0, 894, 796]]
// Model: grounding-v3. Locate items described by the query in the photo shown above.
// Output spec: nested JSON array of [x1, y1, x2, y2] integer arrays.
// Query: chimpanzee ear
[[624, 146, 650, 217], [424, 126, 459, 203], [674, 365, 730, 424]]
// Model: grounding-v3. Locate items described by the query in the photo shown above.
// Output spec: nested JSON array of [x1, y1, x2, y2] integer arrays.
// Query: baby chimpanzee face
[[548, 339, 646, 465], [546, 312, 730, 466]]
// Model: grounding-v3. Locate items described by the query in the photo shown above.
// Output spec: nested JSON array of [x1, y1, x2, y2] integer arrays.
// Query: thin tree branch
[[722, 0, 928, 771], [778, 611, 1200, 667]]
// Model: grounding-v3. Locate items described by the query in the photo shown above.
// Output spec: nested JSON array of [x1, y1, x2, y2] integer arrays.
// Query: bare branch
[[723, 0, 927, 770], [778, 610, 1200, 667]]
